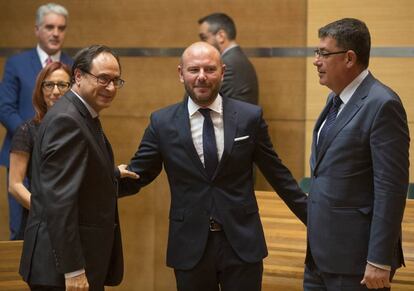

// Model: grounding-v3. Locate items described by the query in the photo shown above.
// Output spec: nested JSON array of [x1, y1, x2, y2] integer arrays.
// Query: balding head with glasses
[[72, 44, 124, 113]]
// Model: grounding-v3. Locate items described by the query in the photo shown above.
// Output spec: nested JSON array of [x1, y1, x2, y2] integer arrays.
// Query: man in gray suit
[[305, 18, 409, 290], [198, 13, 259, 105]]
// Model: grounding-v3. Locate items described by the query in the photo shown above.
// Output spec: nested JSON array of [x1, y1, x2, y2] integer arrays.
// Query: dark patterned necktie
[[199, 108, 218, 179], [318, 95, 342, 148]]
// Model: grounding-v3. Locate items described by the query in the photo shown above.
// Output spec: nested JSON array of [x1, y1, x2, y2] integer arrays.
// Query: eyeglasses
[[314, 48, 348, 59], [82, 70, 125, 89], [42, 81, 71, 92]]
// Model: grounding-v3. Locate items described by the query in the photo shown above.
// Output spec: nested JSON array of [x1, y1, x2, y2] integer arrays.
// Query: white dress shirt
[[188, 95, 224, 166], [36, 44, 61, 68]]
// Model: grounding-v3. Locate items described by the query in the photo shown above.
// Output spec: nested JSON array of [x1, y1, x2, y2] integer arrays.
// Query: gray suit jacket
[[306, 72, 409, 275], [221, 46, 259, 105]]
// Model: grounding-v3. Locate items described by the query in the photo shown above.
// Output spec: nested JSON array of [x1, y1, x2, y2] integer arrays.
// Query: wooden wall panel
[[253, 58, 306, 120], [0, 0, 306, 48], [307, 0, 414, 46], [104, 57, 183, 119], [256, 120, 305, 191]]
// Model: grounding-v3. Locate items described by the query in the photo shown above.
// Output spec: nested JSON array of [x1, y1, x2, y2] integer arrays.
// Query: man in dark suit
[[124, 42, 307, 291], [0, 3, 72, 240], [306, 18, 409, 290], [19, 45, 138, 291], [198, 13, 259, 105]]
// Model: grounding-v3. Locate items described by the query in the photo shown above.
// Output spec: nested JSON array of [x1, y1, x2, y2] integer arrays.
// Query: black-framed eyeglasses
[[42, 81, 71, 92], [82, 70, 125, 89], [314, 48, 348, 59]]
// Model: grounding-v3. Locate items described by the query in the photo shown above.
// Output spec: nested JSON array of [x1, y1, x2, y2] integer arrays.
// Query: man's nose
[[313, 58, 321, 67], [197, 70, 207, 81]]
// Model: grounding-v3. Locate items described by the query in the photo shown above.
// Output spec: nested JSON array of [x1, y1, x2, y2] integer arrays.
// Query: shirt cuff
[[367, 261, 391, 271], [65, 269, 85, 279]]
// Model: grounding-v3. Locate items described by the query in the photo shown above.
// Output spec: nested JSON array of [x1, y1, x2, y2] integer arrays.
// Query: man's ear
[[345, 50, 357, 67], [74, 68, 83, 86], [178, 65, 184, 83], [216, 29, 227, 43]]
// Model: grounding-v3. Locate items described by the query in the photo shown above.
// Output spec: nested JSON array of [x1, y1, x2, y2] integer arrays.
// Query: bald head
[[178, 42, 225, 107], [180, 41, 222, 67]]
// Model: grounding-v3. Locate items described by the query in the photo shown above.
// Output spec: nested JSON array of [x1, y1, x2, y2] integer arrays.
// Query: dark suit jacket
[[0, 48, 73, 167], [220, 46, 259, 105], [19, 91, 130, 290], [306, 72, 409, 275], [124, 97, 307, 270]]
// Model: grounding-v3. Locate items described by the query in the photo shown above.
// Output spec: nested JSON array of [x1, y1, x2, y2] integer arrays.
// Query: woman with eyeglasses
[[8, 62, 71, 239]]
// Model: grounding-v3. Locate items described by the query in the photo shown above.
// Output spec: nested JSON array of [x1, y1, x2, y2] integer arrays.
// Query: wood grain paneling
[[253, 58, 306, 120], [307, 0, 414, 46], [256, 120, 305, 191], [0, 0, 306, 48]]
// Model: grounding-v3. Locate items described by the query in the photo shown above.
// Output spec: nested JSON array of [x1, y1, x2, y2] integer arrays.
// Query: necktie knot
[[45, 56, 53, 65], [199, 108, 211, 118], [333, 95, 342, 108]]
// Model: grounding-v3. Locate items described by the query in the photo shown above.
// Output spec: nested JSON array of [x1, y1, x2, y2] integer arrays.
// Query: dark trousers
[[304, 262, 394, 291], [174, 231, 263, 291]]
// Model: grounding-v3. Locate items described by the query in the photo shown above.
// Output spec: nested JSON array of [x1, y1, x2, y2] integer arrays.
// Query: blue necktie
[[199, 108, 218, 179], [318, 95, 342, 148]]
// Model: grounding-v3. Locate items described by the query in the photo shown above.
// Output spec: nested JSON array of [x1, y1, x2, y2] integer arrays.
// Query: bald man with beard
[[124, 42, 307, 291]]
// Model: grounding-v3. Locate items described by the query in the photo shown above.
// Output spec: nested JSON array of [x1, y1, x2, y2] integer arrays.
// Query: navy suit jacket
[[0, 48, 73, 167], [221, 46, 259, 105], [123, 97, 307, 270], [306, 72, 409, 275]]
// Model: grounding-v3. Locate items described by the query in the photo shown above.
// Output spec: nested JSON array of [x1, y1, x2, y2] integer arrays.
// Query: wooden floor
[[1, 192, 413, 290], [257, 191, 414, 291]]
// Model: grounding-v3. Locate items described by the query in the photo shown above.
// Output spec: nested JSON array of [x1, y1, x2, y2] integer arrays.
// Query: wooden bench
[[0, 240, 29, 291], [256, 191, 414, 291]]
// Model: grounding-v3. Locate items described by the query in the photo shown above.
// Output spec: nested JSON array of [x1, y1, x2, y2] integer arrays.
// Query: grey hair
[[36, 3, 68, 26]]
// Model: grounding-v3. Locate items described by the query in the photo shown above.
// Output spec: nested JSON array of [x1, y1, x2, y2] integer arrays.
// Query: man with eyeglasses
[[305, 18, 409, 290], [0, 3, 72, 240], [19, 45, 138, 291]]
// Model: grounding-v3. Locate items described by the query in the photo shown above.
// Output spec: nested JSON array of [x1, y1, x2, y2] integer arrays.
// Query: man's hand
[[361, 263, 391, 289], [65, 272, 89, 291], [118, 164, 139, 179]]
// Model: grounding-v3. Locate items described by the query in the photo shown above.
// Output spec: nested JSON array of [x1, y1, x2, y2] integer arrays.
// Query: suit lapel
[[174, 100, 206, 175], [311, 95, 333, 169], [67, 92, 115, 175], [30, 49, 42, 79], [314, 73, 376, 169], [215, 97, 237, 178]]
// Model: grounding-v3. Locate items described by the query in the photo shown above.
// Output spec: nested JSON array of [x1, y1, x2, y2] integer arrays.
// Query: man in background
[[306, 18, 409, 290], [0, 2, 72, 240], [198, 13, 259, 105]]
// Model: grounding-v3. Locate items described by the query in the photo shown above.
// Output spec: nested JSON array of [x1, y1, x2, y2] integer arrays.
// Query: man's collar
[[221, 43, 238, 56], [338, 69, 369, 105], [70, 89, 98, 118], [188, 95, 223, 116], [36, 44, 62, 66]]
